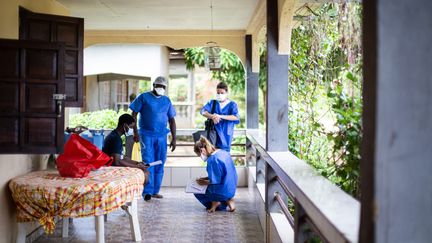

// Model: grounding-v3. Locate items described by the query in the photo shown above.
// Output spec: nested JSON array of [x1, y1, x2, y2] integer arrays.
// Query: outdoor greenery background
[[183, 2, 362, 197], [69, 2, 362, 197]]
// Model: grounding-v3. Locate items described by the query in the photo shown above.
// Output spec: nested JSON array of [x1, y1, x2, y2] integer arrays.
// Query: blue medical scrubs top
[[207, 150, 238, 199], [129, 91, 176, 137], [200, 99, 240, 151]]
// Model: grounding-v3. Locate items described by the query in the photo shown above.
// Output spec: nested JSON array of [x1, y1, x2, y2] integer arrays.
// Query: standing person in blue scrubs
[[130, 76, 177, 201], [200, 82, 240, 152], [193, 136, 238, 212]]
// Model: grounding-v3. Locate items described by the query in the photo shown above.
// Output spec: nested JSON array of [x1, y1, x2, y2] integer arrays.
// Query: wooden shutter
[[19, 7, 84, 107], [0, 39, 65, 154]]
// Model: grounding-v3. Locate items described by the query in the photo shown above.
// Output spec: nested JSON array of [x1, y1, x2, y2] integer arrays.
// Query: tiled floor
[[34, 187, 264, 243]]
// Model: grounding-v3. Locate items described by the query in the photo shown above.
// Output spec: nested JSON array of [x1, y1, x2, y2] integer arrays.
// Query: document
[[146, 160, 162, 167], [185, 179, 208, 194]]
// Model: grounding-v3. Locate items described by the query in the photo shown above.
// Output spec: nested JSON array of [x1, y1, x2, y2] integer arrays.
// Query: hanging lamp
[[204, 0, 221, 71]]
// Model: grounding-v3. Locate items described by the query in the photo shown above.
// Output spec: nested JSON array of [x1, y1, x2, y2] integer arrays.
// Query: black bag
[[193, 100, 217, 145]]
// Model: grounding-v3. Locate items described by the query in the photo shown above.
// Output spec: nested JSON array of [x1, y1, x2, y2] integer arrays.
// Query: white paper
[[185, 179, 208, 194], [147, 160, 162, 167]]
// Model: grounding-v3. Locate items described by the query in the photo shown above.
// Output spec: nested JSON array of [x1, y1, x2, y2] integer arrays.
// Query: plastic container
[[64, 129, 105, 150]]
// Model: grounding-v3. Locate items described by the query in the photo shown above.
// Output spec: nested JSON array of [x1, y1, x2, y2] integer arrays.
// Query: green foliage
[[183, 48, 246, 93], [288, 3, 362, 197], [259, 3, 363, 197], [69, 109, 127, 129]]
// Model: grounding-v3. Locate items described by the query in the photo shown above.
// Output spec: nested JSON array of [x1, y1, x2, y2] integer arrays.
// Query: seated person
[[193, 136, 238, 213], [103, 114, 149, 184]]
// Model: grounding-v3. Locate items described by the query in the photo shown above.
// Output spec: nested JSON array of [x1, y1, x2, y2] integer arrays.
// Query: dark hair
[[118, 114, 135, 127], [216, 82, 228, 92], [129, 93, 136, 102]]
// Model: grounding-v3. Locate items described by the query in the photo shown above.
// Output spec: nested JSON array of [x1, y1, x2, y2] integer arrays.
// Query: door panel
[[0, 83, 19, 112], [65, 78, 78, 101], [26, 84, 57, 113], [20, 7, 83, 107], [57, 23, 79, 47], [26, 49, 58, 79], [27, 21, 52, 42], [0, 48, 20, 78], [0, 39, 65, 154], [0, 118, 19, 146], [65, 50, 78, 74], [24, 118, 56, 146]]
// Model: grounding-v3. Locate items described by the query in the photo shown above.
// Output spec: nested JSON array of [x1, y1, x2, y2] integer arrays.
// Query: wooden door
[[19, 7, 84, 107], [0, 39, 65, 154]]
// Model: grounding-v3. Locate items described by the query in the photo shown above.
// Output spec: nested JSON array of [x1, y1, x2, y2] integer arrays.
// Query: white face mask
[[155, 87, 165, 96], [200, 154, 208, 162], [216, 93, 227, 102], [124, 125, 134, 136]]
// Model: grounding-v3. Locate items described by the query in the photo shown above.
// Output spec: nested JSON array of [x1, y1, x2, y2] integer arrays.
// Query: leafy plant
[[255, 3, 362, 197], [69, 109, 127, 129], [285, 3, 363, 197]]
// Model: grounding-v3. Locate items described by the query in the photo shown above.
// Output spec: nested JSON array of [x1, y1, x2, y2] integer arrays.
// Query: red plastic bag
[[57, 134, 112, 178]]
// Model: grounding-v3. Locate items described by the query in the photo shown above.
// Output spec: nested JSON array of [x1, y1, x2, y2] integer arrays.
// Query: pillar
[[361, 0, 432, 242], [266, 0, 289, 151], [246, 35, 259, 129]]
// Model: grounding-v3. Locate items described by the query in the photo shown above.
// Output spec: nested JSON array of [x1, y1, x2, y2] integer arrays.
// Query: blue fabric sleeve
[[129, 94, 143, 112], [167, 100, 176, 119], [230, 102, 240, 124], [207, 159, 222, 184], [200, 100, 213, 115]]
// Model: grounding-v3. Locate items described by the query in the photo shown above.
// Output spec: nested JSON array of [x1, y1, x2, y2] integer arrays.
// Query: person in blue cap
[[193, 136, 238, 212], [130, 76, 177, 201], [200, 82, 240, 152]]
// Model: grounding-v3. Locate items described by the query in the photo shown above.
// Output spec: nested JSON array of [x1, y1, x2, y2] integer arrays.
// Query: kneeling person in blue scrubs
[[130, 76, 177, 201], [194, 136, 238, 212], [102, 114, 149, 184]]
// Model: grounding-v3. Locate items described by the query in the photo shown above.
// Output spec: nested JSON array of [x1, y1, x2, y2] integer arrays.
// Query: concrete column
[[361, 1, 432, 242], [266, 0, 289, 151], [246, 35, 259, 129]]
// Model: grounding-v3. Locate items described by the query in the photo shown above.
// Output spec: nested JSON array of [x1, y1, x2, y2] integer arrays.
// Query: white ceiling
[[57, 0, 260, 30]]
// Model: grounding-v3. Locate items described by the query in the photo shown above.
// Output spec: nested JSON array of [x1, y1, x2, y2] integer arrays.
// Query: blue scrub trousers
[[194, 191, 229, 210], [140, 135, 167, 196]]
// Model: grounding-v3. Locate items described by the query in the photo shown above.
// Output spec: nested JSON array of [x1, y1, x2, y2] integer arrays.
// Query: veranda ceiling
[[56, 0, 260, 30]]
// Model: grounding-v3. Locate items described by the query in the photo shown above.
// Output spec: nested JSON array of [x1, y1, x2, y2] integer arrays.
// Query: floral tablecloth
[[9, 166, 144, 234]]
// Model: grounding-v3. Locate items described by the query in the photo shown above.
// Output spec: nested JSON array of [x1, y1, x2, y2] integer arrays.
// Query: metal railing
[[246, 131, 360, 243], [167, 129, 247, 159]]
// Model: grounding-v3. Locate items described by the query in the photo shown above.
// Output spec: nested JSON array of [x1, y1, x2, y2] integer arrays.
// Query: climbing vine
[[287, 3, 363, 197]]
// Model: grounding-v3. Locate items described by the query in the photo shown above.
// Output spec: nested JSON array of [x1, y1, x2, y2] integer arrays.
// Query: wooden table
[[9, 167, 145, 243]]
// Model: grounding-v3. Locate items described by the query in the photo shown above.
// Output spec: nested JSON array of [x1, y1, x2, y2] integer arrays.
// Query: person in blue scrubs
[[200, 82, 240, 152], [193, 136, 238, 213], [130, 76, 177, 201]]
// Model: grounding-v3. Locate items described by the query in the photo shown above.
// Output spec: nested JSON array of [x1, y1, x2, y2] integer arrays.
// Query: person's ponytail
[[194, 136, 216, 155]]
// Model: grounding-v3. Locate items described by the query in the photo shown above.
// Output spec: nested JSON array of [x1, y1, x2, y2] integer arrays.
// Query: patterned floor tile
[[34, 187, 264, 243]]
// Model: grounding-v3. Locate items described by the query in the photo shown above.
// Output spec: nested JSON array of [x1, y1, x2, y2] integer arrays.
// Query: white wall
[[84, 44, 170, 82], [0, 155, 49, 243]]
